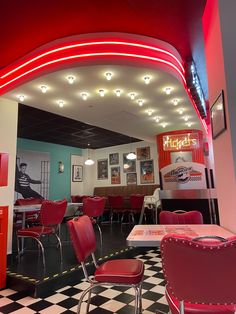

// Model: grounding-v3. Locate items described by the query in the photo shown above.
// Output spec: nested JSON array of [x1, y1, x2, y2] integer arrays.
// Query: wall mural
[[15, 150, 50, 200]]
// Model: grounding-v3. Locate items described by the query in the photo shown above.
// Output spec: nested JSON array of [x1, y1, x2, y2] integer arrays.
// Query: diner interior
[[1, 1, 236, 314]]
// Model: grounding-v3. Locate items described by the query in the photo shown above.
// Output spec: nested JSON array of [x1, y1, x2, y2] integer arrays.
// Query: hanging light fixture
[[127, 138, 137, 160], [85, 144, 95, 165]]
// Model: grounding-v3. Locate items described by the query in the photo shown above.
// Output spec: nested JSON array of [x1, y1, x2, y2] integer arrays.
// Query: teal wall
[[17, 138, 82, 200]]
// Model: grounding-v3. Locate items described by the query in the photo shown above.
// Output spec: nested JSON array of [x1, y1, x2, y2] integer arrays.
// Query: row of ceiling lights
[[16, 71, 194, 128]]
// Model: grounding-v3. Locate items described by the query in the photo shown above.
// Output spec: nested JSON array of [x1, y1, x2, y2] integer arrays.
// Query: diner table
[[126, 224, 235, 247], [14, 202, 83, 229]]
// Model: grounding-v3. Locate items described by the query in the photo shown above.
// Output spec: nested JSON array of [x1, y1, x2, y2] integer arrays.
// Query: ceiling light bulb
[[67, 75, 75, 84], [137, 99, 144, 106], [161, 122, 167, 128], [178, 108, 184, 114], [18, 95, 25, 102], [172, 98, 179, 106], [186, 122, 193, 127], [58, 100, 64, 108], [99, 89, 105, 97], [129, 92, 136, 100], [146, 109, 154, 116], [143, 75, 151, 84], [164, 87, 172, 95], [40, 85, 48, 93], [115, 89, 122, 97], [183, 115, 189, 121], [81, 92, 88, 100], [105, 72, 113, 81], [155, 116, 160, 123]]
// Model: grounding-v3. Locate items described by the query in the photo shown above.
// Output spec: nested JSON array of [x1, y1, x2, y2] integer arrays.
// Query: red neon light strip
[[0, 52, 186, 90], [0, 41, 184, 79]]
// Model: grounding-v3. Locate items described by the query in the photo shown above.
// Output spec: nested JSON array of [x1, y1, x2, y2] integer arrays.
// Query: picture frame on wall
[[72, 165, 83, 182], [109, 153, 119, 165], [111, 166, 121, 184], [140, 160, 154, 184], [136, 146, 151, 160], [97, 159, 108, 180], [127, 173, 137, 185], [211, 90, 227, 139], [123, 153, 136, 173]]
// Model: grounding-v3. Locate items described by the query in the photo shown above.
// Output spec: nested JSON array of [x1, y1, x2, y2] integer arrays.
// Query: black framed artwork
[[210, 91, 227, 139], [72, 165, 83, 182]]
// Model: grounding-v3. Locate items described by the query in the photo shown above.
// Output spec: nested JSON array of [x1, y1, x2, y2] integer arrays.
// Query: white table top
[[14, 202, 83, 213], [126, 224, 235, 247]]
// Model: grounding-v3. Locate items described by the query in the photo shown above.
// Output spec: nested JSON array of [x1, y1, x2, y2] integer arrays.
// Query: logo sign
[[163, 133, 199, 151], [161, 162, 206, 190]]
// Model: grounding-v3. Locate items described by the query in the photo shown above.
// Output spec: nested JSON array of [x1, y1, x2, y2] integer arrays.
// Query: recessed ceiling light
[[105, 72, 113, 81], [67, 75, 75, 84], [177, 108, 184, 114], [58, 100, 64, 108], [186, 122, 193, 127], [172, 98, 179, 106], [183, 115, 189, 121], [40, 85, 48, 93], [143, 75, 151, 84], [128, 92, 136, 100], [161, 122, 167, 128], [115, 89, 122, 97], [146, 109, 154, 116], [98, 89, 105, 97], [164, 87, 172, 95], [137, 99, 144, 106], [154, 116, 160, 123], [81, 92, 88, 100], [18, 95, 25, 102]]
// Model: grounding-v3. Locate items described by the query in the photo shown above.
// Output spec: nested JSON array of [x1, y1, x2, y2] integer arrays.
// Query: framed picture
[[72, 165, 83, 182], [111, 166, 121, 184], [140, 160, 154, 184], [97, 159, 108, 180], [211, 91, 227, 139], [123, 153, 136, 173], [109, 153, 119, 165], [127, 173, 137, 185], [137, 146, 151, 160]]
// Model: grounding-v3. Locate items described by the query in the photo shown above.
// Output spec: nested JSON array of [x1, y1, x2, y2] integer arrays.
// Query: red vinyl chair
[[14, 197, 44, 227], [67, 215, 144, 314], [82, 197, 106, 247], [126, 194, 145, 224], [17, 199, 67, 267], [160, 234, 236, 314], [159, 210, 203, 224], [108, 195, 126, 223]]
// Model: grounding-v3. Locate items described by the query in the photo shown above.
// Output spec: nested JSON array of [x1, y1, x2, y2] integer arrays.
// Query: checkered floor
[[0, 249, 169, 314]]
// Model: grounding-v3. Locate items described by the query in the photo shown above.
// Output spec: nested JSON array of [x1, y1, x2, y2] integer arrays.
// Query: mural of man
[[15, 163, 43, 199]]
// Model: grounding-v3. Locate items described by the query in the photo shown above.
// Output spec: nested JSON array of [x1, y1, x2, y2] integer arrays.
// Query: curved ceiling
[[1, 0, 207, 147]]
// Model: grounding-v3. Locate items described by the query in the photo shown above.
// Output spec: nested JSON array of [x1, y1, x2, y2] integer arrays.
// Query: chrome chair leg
[[138, 284, 142, 313], [86, 287, 92, 313], [134, 286, 139, 314], [54, 232, 63, 262], [96, 223, 103, 247], [77, 284, 94, 314]]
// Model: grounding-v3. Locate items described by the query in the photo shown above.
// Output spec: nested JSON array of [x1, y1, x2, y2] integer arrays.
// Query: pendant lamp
[[84, 144, 95, 165]]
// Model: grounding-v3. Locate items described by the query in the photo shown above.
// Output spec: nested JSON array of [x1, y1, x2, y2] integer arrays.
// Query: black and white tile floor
[[0, 250, 169, 314]]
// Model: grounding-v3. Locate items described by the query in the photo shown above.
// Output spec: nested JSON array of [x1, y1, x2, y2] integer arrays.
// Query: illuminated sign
[[163, 133, 199, 151]]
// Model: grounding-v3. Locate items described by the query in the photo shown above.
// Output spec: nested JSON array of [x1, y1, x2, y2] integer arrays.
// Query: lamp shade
[[85, 158, 94, 166], [126, 152, 136, 160]]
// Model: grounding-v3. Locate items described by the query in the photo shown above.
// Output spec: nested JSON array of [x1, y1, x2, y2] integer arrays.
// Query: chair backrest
[[67, 215, 96, 262], [129, 194, 145, 210], [159, 210, 203, 224], [108, 195, 124, 208], [40, 199, 67, 226], [83, 197, 106, 218], [153, 188, 160, 200], [15, 197, 44, 205], [161, 234, 236, 304], [71, 195, 83, 203]]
